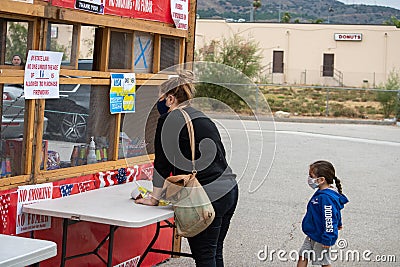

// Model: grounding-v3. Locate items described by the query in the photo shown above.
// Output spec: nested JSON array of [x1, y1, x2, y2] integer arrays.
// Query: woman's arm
[[136, 116, 172, 206], [135, 186, 163, 206]]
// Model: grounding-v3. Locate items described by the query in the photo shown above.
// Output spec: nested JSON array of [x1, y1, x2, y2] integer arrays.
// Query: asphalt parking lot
[[159, 120, 400, 267]]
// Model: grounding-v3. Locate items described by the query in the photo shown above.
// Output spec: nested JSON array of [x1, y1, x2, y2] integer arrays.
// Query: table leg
[[137, 222, 161, 267], [61, 218, 68, 267], [107, 225, 116, 267]]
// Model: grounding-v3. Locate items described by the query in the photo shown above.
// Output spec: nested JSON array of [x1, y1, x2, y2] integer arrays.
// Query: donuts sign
[[334, 33, 363, 41]]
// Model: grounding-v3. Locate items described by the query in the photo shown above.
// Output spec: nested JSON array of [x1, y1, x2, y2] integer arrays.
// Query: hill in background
[[197, 0, 400, 25]]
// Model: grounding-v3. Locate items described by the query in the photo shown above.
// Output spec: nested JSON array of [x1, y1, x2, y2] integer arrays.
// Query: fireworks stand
[[0, 0, 196, 266]]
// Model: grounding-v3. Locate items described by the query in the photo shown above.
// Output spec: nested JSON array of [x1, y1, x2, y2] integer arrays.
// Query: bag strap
[[179, 108, 196, 173]]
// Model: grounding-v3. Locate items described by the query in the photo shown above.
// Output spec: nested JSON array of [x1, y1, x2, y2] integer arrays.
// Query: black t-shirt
[[153, 106, 236, 189]]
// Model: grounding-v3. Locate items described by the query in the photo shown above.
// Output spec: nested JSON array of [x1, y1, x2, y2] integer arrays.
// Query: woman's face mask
[[157, 98, 170, 115]]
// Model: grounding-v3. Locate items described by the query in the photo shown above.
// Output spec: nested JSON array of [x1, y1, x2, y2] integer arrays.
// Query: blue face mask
[[157, 98, 169, 115]]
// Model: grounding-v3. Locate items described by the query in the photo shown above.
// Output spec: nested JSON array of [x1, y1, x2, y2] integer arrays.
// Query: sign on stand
[[110, 73, 136, 114], [75, 0, 105, 14], [16, 183, 53, 234], [171, 0, 188, 30], [24, 50, 63, 99]]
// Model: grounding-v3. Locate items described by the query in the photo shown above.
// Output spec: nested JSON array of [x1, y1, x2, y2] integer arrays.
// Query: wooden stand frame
[[0, 0, 196, 189]]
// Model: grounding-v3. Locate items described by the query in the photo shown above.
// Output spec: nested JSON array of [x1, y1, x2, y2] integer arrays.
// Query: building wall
[[195, 20, 400, 87]]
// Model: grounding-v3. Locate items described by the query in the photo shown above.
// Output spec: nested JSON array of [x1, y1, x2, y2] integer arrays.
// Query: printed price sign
[[24, 50, 63, 99], [110, 73, 136, 114]]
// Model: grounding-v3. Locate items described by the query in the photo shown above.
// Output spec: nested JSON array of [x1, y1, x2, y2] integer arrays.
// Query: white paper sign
[[113, 255, 140, 267], [171, 0, 188, 30], [16, 183, 53, 234], [24, 50, 63, 99]]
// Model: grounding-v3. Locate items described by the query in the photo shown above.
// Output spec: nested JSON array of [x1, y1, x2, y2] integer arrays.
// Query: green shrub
[[377, 70, 399, 118]]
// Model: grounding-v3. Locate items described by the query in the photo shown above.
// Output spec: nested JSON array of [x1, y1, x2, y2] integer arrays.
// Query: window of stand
[[44, 24, 98, 170], [108, 30, 133, 70], [134, 32, 154, 73], [160, 36, 181, 71], [46, 22, 76, 66], [119, 85, 159, 160], [0, 19, 33, 178]]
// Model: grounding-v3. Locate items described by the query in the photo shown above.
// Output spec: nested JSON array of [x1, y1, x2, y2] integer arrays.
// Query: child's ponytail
[[333, 176, 343, 195]]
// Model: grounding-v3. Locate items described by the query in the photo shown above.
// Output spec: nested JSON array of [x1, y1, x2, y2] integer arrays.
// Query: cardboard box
[[4, 138, 48, 176]]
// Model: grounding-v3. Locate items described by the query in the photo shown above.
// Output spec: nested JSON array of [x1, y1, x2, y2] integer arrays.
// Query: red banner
[[50, 0, 174, 24]]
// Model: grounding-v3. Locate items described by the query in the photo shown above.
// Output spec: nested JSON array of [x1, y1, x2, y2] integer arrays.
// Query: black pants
[[187, 184, 239, 267]]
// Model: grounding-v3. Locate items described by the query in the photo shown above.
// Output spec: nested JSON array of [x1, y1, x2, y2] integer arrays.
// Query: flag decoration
[[116, 168, 127, 184], [126, 165, 139, 182], [97, 171, 117, 188], [78, 181, 93, 193], [140, 164, 154, 180], [0, 193, 11, 232], [96, 166, 140, 187], [60, 184, 74, 197]]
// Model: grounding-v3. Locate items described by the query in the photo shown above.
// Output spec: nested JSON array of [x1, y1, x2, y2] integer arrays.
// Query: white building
[[195, 19, 400, 87]]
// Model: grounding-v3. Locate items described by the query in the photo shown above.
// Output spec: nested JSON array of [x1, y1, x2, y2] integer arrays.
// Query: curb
[[208, 113, 397, 126]]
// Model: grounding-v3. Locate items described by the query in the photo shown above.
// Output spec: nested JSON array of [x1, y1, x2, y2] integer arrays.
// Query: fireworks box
[[3, 138, 48, 176]]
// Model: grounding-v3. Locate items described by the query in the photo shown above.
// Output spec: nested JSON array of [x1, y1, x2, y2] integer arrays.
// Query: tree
[[311, 18, 324, 24], [195, 34, 263, 112], [252, 0, 261, 9], [281, 12, 291, 23], [5, 22, 28, 63], [384, 16, 400, 28], [49, 39, 69, 61]]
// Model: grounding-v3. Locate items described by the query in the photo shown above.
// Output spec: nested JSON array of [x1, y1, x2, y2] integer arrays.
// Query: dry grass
[[261, 85, 390, 120]]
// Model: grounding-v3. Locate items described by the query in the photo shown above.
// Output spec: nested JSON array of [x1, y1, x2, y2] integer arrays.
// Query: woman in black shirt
[[136, 71, 238, 267]]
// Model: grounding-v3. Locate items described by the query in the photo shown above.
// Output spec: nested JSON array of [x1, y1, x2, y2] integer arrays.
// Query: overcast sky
[[338, 0, 400, 10]]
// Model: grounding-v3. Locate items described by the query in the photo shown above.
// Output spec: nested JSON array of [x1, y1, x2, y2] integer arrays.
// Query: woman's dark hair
[[160, 70, 196, 104], [310, 160, 343, 194]]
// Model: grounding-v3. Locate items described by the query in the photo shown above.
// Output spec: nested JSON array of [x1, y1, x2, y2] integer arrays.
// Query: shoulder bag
[[162, 108, 215, 238]]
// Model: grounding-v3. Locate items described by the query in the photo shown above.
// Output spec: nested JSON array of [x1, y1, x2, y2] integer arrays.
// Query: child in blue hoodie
[[297, 160, 349, 267]]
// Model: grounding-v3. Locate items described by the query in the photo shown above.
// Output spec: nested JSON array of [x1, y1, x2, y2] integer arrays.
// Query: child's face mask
[[308, 176, 320, 189]]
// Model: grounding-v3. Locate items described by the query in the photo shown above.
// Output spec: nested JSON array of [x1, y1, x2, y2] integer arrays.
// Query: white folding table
[[23, 181, 190, 267], [0, 234, 57, 267]]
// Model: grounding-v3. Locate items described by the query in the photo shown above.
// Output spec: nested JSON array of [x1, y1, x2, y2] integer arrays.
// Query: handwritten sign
[[24, 50, 63, 99], [171, 0, 188, 30], [16, 183, 53, 234], [113, 255, 140, 267], [110, 73, 136, 114]]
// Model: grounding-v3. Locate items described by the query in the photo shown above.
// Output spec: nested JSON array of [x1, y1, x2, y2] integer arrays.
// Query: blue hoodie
[[302, 188, 349, 246]]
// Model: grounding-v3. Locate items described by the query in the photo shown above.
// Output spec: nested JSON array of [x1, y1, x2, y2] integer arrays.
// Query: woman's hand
[[135, 197, 159, 206]]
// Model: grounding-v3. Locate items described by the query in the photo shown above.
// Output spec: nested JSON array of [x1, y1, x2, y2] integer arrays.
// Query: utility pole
[[278, 1, 282, 22], [328, 6, 334, 24], [252, 0, 261, 22]]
